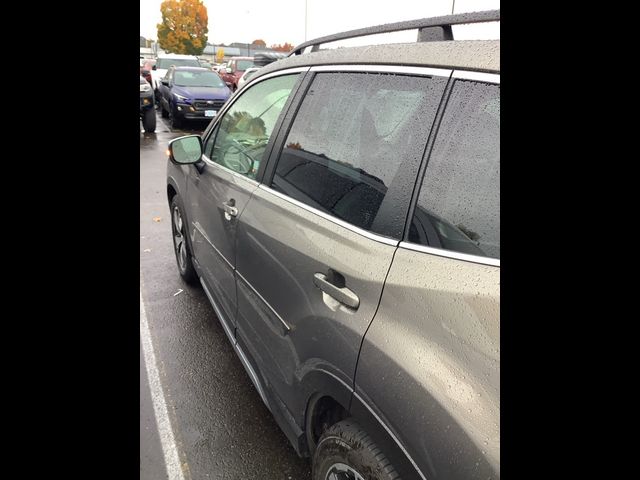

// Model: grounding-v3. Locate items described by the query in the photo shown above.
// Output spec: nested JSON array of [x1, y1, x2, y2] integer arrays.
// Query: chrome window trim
[[201, 154, 261, 187], [353, 391, 427, 480], [309, 64, 452, 77], [193, 221, 234, 269], [235, 270, 291, 333], [399, 241, 500, 267], [239, 66, 311, 91], [452, 70, 500, 84], [258, 185, 399, 247]]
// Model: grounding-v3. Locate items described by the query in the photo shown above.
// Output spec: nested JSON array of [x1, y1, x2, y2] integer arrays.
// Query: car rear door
[[234, 66, 452, 426], [184, 71, 305, 336], [354, 72, 501, 480]]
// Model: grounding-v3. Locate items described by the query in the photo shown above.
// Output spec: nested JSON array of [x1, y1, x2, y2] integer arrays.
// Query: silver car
[[166, 10, 500, 480]]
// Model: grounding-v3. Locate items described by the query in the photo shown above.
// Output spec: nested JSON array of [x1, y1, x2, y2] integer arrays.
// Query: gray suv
[[166, 10, 500, 480]]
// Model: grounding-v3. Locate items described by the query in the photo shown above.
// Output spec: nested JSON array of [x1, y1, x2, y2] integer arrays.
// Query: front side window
[[409, 80, 500, 259], [271, 72, 448, 239], [203, 74, 299, 179]]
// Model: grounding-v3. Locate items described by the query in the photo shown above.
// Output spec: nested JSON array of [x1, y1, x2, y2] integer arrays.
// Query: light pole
[[304, 0, 308, 41]]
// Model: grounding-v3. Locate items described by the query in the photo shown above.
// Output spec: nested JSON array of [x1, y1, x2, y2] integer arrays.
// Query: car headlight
[[140, 83, 151, 92], [174, 93, 190, 102]]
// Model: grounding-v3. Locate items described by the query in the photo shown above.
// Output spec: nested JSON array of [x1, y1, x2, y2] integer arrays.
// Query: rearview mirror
[[168, 135, 203, 165]]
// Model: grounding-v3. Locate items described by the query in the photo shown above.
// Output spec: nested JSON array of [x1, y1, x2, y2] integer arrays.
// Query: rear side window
[[409, 80, 500, 259], [270, 72, 448, 239]]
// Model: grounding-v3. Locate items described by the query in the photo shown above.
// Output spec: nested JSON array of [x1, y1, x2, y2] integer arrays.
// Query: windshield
[[174, 70, 225, 88], [199, 60, 211, 68], [237, 60, 255, 70], [156, 58, 200, 69]]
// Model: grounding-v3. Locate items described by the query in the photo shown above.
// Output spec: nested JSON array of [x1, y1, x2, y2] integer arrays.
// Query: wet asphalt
[[139, 108, 312, 480]]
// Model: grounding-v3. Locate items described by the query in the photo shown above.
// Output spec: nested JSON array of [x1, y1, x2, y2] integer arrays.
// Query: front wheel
[[312, 420, 400, 480], [170, 105, 183, 129], [142, 108, 156, 133], [170, 195, 197, 285]]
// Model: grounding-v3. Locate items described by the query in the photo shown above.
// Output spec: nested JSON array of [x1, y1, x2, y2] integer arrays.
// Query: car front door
[[234, 68, 451, 426], [185, 72, 303, 335]]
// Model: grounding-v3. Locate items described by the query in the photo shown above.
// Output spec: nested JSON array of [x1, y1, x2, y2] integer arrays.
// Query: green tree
[[157, 0, 208, 55]]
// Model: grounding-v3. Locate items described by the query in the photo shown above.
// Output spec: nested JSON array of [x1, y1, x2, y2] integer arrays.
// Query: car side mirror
[[168, 135, 203, 165], [152, 65, 157, 70], [226, 68, 232, 74], [141, 69, 149, 75], [161, 79, 169, 86]]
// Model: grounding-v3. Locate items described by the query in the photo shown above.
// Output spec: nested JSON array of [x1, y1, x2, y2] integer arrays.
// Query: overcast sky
[[140, 0, 499, 47]]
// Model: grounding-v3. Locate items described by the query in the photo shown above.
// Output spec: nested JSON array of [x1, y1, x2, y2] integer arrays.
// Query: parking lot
[[139, 110, 312, 480]]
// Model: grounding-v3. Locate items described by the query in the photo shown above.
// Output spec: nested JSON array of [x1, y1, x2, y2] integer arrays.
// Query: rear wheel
[[312, 420, 399, 480], [142, 108, 156, 133]]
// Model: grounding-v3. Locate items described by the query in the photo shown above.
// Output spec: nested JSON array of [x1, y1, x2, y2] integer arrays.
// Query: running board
[[199, 275, 271, 412]]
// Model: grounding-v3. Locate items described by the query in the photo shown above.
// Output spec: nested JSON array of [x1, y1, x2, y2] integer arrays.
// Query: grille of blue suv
[[194, 100, 225, 110]]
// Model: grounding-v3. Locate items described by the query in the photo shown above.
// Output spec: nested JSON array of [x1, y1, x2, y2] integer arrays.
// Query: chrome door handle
[[223, 200, 238, 220], [313, 273, 360, 309]]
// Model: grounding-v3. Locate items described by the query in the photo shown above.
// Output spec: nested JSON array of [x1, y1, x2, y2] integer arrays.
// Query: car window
[[237, 60, 255, 70], [203, 74, 300, 179], [174, 70, 225, 88], [156, 58, 200, 69], [408, 80, 500, 259], [270, 72, 448, 239]]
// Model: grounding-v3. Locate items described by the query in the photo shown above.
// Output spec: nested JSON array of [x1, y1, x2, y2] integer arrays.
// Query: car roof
[[252, 40, 499, 82]]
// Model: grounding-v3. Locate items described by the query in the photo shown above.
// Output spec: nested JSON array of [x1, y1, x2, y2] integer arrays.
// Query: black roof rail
[[289, 9, 499, 56]]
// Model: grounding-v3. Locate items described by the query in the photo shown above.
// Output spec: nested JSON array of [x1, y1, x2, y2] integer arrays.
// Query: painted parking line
[[140, 290, 188, 480]]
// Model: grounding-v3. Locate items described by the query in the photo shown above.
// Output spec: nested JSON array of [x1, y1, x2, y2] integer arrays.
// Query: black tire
[[170, 195, 198, 285], [312, 420, 400, 480], [170, 106, 182, 129], [142, 108, 156, 133]]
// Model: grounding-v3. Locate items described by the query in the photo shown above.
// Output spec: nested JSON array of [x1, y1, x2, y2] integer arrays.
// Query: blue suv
[[159, 66, 232, 129]]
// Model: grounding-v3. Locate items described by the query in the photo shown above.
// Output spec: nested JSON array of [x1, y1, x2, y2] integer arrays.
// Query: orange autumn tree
[[157, 0, 208, 55], [270, 42, 294, 52]]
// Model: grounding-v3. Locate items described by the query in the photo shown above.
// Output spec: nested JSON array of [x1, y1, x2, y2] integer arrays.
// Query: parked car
[[139, 76, 155, 133], [198, 58, 214, 70], [219, 56, 254, 91], [151, 53, 201, 98], [159, 66, 232, 129], [166, 10, 500, 480], [236, 67, 260, 90], [140, 59, 155, 87]]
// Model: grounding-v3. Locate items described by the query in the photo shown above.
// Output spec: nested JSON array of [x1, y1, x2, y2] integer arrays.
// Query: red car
[[140, 59, 156, 86], [218, 56, 254, 91]]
